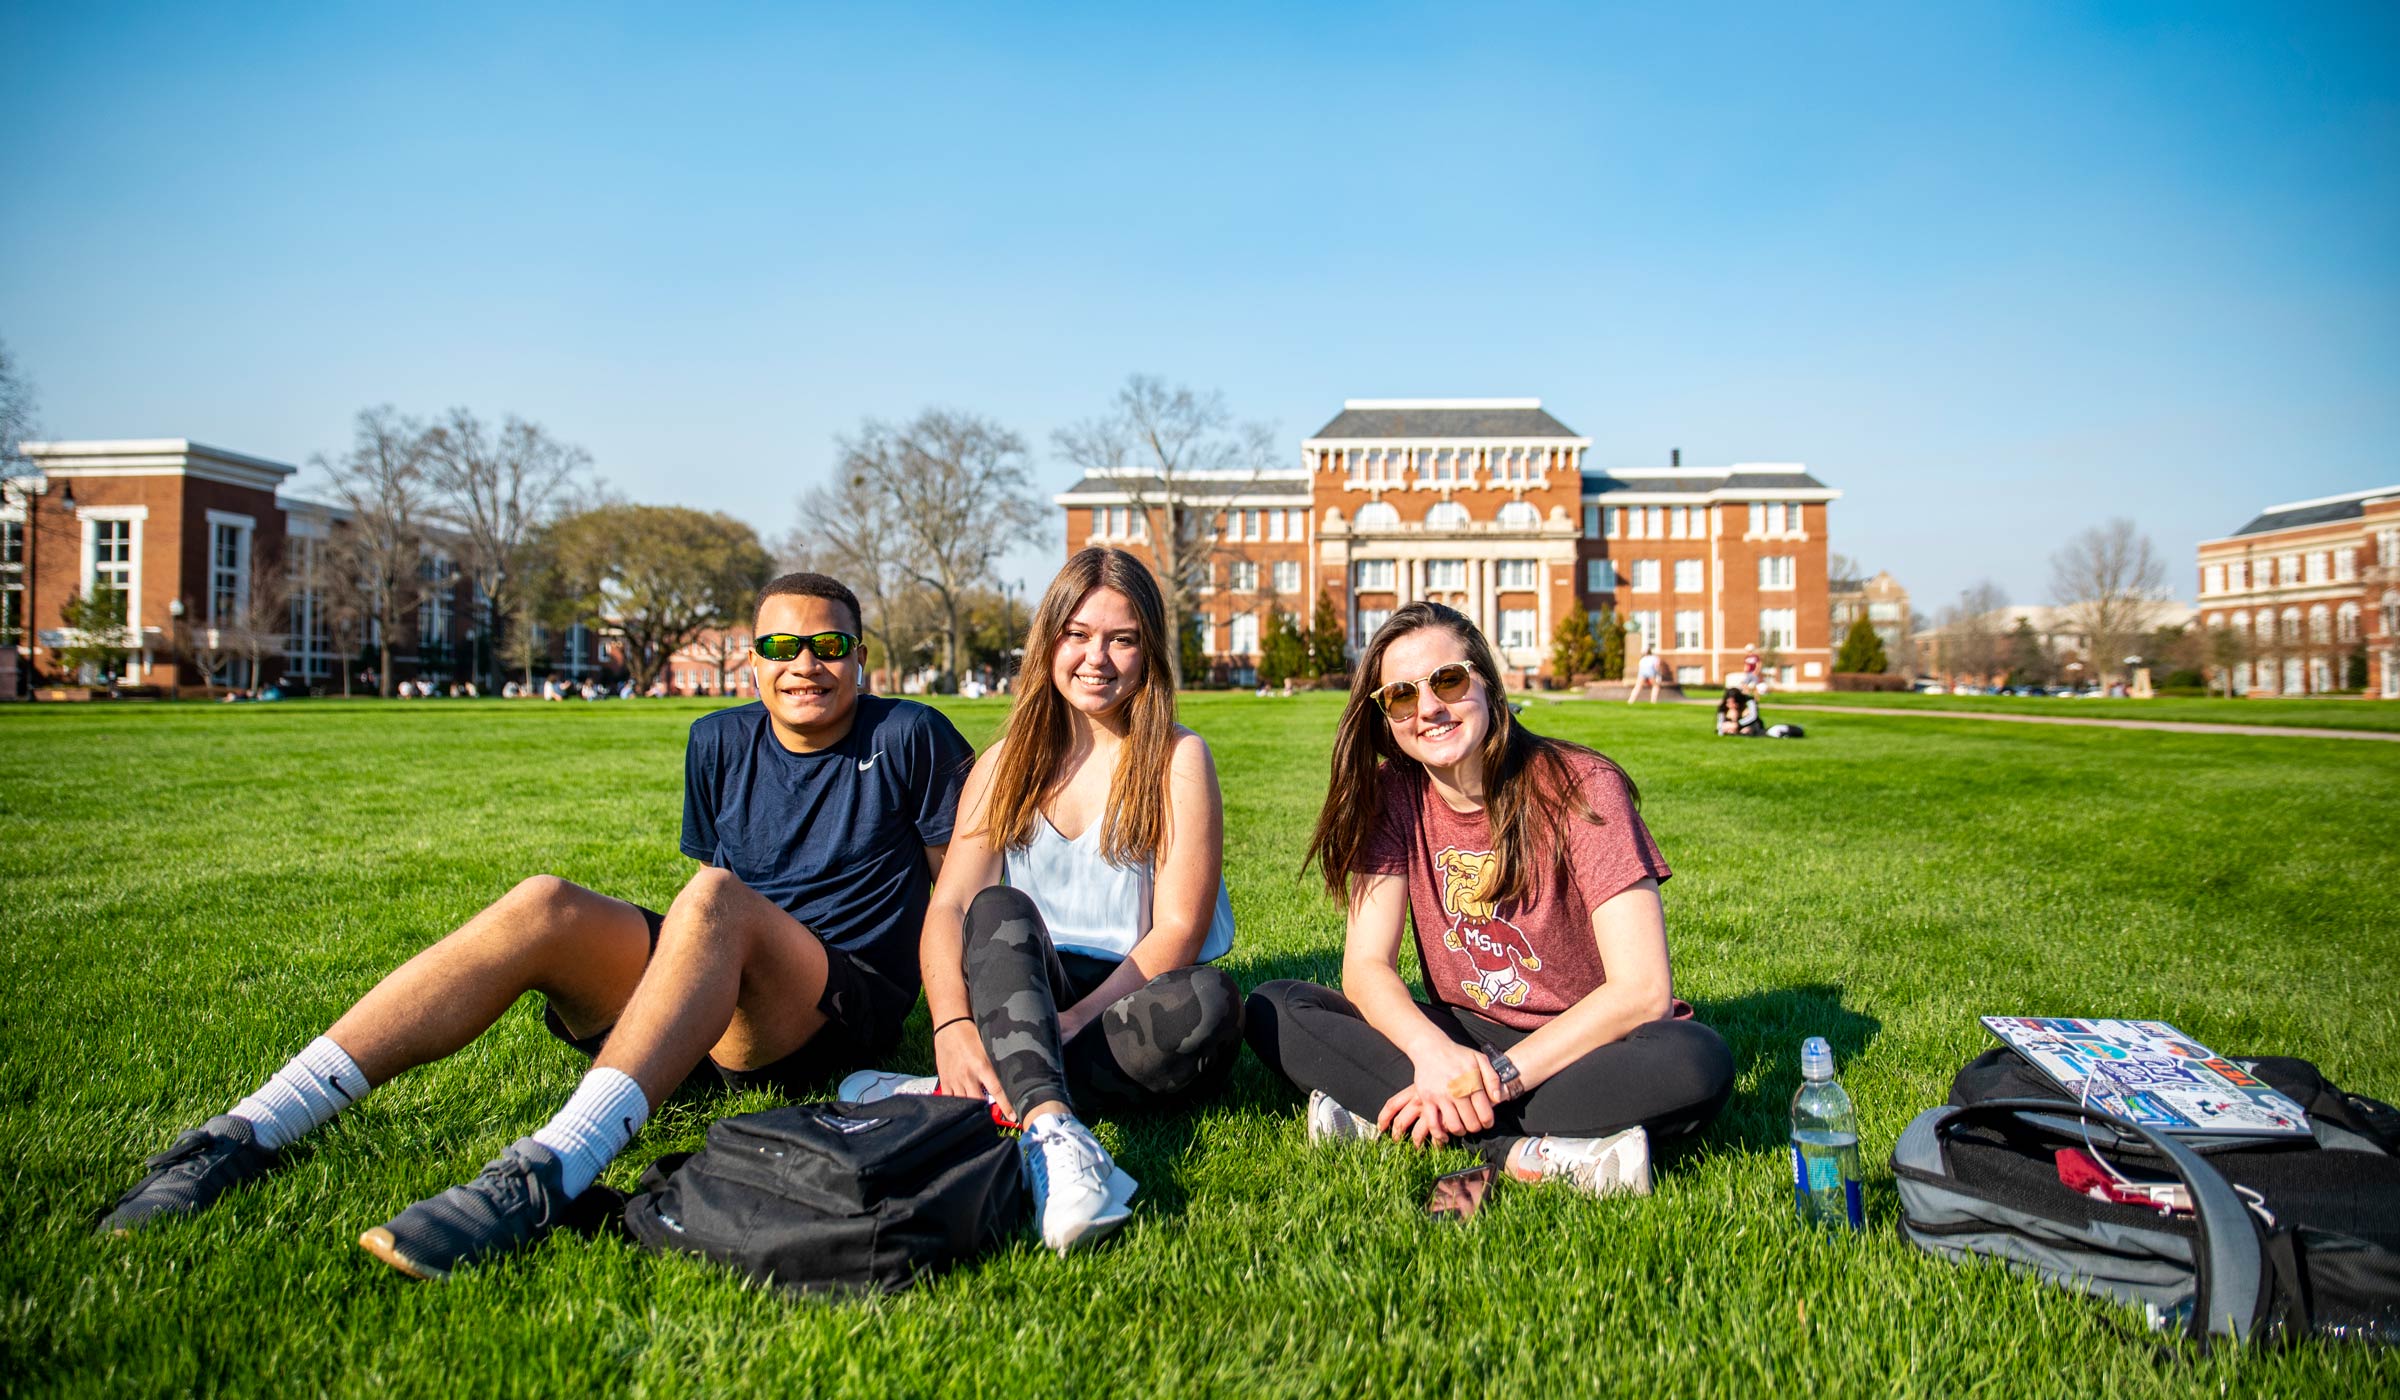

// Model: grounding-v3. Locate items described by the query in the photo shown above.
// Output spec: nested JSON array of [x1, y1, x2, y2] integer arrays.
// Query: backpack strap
[[1902, 1098, 2268, 1344]]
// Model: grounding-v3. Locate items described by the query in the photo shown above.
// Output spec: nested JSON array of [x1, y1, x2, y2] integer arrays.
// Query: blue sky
[[4, 2, 2395, 610]]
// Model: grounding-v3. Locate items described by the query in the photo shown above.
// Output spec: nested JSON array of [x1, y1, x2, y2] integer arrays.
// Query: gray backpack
[[1892, 1082, 2400, 1347]]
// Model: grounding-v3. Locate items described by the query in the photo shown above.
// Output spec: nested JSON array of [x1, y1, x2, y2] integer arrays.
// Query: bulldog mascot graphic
[[1434, 847, 1543, 1010]]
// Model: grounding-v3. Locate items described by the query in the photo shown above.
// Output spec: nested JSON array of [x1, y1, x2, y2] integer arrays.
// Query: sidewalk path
[[1746, 702, 2400, 742]]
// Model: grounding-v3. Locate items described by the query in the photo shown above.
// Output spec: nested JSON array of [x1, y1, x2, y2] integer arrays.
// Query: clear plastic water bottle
[[1791, 1036, 1863, 1230]]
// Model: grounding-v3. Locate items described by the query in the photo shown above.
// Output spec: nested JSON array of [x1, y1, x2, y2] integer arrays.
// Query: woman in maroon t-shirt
[[1246, 602, 1733, 1196]]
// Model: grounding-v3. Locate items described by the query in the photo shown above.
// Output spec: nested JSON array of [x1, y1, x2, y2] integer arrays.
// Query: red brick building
[[4, 438, 600, 693], [1053, 398, 1841, 687], [2195, 486, 2400, 698]]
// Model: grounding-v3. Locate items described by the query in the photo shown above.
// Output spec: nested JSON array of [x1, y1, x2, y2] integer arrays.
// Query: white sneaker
[[1305, 1090, 1378, 1146], [1021, 1114, 1137, 1256], [838, 1069, 938, 1104], [1518, 1127, 1652, 1198]]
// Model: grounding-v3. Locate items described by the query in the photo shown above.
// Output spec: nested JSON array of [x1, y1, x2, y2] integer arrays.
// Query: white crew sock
[[230, 1036, 372, 1152], [529, 1068, 650, 1198]]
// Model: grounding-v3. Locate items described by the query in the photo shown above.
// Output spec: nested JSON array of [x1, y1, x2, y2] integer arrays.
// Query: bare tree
[[422, 409, 593, 690], [1934, 580, 2009, 687], [2205, 623, 2250, 697], [230, 558, 290, 692], [0, 336, 34, 480], [2050, 519, 2168, 688], [802, 425, 927, 689], [315, 407, 439, 697], [1053, 375, 1276, 686], [868, 409, 1041, 689]]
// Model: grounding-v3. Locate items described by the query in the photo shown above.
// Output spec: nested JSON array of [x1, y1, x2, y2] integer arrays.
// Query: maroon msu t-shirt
[[1356, 751, 1670, 1031]]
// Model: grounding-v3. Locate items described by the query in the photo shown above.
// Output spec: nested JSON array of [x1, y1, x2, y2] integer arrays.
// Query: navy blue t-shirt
[[680, 695, 974, 989]]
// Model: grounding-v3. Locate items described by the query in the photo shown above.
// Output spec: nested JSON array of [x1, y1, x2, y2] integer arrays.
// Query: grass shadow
[[1687, 982, 1881, 1154]]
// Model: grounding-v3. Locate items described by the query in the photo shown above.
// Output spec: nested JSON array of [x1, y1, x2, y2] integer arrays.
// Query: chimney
[[1671, 448, 1681, 467]]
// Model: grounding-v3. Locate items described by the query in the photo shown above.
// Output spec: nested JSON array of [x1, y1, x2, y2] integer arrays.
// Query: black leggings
[[1244, 978, 1734, 1162], [963, 886, 1244, 1118]]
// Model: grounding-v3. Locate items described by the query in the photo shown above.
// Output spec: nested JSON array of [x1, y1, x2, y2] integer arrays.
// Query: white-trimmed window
[[2382, 531, 2400, 569], [1425, 559, 1467, 591], [1228, 560, 1259, 593], [1582, 506, 1600, 539], [1288, 508, 1308, 540], [2309, 604, 2331, 643], [1267, 509, 1285, 542], [1760, 556, 1796, 590], [418, 550, 453, 647], [1645, 507, 1664, 539], [1272, 560, 1300, 594], [1606, 507, 1625, 538], [1243, 509, 1263, 542], [2336, 548, 2356, 583], [1195, 615, 1216, 655], [1356, 607, 1391, 646], [1759, 608, 1797, 649], [1427, 501, 1469, 530], [1354, 502, 1399, 531], [0, 515, 21, 646], [1674, 610, 1704, 649], [1630, 559, 1660, 592], [1498, 608, 1539, 650], [2281, 555, 2301, 586], [1230, 612, 1259, 655], [1586, 559, 1616, 592], [2230, 559, 2249, 590], [1497, 500, 1540, 529], [1354, 559, 1396, 591], [83, 511, 142, 633], [2306, 551, 2329, 584], [1496, 559, 1538, 590], [2203, 564, 2225, 595], [1631, 610, 1662, 648], [1786, 502, 1804, 533], [2281, 608, 2302, 643], [2338, 603, 2361, 643], [1676, 665, 1704, 685], [208, 515, 254, 624], [1674, 559, 1703, 593], [1671, 506, 1694, 540]]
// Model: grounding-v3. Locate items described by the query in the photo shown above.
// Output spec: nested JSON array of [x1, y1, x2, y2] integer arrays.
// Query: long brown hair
[[977, 547, 1179, 864], [1305, 601, 1638, 909]]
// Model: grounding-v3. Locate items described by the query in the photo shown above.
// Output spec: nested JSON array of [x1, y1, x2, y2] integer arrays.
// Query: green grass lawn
[[1753, 689, 2400, 732], [3, 695, 2396, 1397]]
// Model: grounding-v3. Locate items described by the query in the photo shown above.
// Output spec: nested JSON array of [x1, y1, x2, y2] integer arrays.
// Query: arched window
[[2382, 591, 2399, 639], [1496, 500, 1540, 529], [1354, 501, 1399, 531], [2281, 608, 2303, 644], [2307, 605, 2331, 643], [2338, 604, 2360, 642], [2230, 610, 2248, 637], [1425, 500, 1469, 529]]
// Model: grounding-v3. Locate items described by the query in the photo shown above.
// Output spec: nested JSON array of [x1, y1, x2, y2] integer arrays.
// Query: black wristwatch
[[1487, 1051, 1522, 1093]]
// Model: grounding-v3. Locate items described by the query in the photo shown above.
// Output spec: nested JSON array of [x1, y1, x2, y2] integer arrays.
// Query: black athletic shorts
[[543, 903, 918, 1097]]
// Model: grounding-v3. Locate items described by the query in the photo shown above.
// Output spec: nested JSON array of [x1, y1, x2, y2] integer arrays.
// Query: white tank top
[[1003, 813, 1236, 964]]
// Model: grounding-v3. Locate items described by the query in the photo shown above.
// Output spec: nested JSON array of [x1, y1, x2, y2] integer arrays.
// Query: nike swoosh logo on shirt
[[858, 751, 883, 772]]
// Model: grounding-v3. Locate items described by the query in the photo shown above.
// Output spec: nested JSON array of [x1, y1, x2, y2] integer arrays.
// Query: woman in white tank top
[[843, 547, 1242, 1257]]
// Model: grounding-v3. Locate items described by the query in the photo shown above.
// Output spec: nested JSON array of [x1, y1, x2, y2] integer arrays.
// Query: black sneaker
[[98, 1115, 279, 1235], [357, 1138, 570, 1280]]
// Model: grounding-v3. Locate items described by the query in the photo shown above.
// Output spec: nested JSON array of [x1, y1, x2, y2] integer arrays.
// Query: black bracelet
[[934, 1015, 975, 1035]]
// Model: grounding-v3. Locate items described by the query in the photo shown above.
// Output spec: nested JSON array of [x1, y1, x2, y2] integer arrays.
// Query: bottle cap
[[1801, 1036, 1835, 1081]]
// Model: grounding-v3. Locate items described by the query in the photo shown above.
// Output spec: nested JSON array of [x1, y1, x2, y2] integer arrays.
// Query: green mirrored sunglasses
[[754, 631, 858, 662]]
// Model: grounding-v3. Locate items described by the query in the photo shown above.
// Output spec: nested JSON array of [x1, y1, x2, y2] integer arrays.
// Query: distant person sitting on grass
[[1245, 601, 1733, 1198], [100, 572, 975, 1283], [842, 548, 1243, 1255], [1715, 687, 1765, 737]]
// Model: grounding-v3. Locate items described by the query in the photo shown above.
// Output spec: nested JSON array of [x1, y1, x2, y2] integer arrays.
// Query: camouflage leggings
[[963, 886, 1244, 1117]]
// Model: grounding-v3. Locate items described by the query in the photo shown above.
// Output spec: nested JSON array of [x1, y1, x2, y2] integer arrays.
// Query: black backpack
[[1892, 1048, 2400, 1346], [621, 1094, 1028, 1295]]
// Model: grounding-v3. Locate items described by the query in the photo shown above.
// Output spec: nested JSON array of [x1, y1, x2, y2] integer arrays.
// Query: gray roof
[[2228, 493, 2395, 538], [1584, 470, 1831, 494], [1310, 405, 1581, 440], [1056, 474, 1310, 500]]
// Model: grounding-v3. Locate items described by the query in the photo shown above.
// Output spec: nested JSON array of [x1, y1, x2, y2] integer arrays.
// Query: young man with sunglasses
[[101, 572, 975, 1280]]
